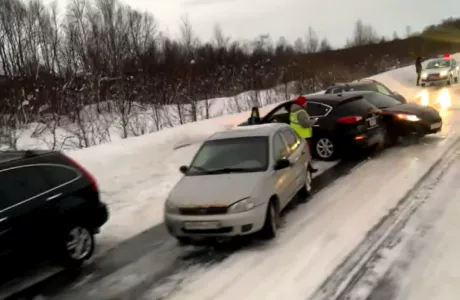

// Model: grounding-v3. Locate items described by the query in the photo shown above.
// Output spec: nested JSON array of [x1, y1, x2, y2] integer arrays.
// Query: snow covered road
[[362, 147, 460, 300]]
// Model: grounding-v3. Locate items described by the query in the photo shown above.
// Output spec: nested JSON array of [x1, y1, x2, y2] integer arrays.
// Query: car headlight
[[228, 198, 254, 213], [440, 70, 448, 76], [421, 72, 427, 79], [165, 201, 179, 214], [395, 113, 420, 122]]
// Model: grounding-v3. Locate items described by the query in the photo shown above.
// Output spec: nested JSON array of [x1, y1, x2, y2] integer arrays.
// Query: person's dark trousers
[[416, 72, 421, 86], [306, 138, 318, 173]]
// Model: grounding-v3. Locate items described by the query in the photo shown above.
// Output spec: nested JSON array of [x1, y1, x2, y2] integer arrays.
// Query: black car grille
[[179, 206, 228, 215]]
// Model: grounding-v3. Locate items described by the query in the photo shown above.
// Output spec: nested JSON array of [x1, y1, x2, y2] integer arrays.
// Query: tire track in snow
[[9, 156, 362, 300], [308, 136, 460, 300]]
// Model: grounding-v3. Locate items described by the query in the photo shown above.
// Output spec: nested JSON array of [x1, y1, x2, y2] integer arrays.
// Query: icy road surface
[[140, 108, 460, 299], [365, 151, 460, 300]]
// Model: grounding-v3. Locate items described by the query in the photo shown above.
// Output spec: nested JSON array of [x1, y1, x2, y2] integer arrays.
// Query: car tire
[[58, 225, 94, 268], [447, 75, 452, 85], [455, 76, 458, 83], [314, 137, 337, 161], [297, 169, 312, 202], [421, 83, 426, 87], [259, 200, 279, 239]]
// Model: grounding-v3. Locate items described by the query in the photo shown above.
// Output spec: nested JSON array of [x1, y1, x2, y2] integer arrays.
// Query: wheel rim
[[316, 138, 334, 158], [66, 227, 92, 260], [305, 170, 312, 192]]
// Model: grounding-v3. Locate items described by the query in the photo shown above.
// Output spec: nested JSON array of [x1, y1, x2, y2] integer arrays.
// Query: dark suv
[[0, 150, 108, 271]]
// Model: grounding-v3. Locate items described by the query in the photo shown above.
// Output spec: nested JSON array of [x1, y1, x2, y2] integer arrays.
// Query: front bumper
[[421, 76, 449, 85], [164, 203, 268, 238]]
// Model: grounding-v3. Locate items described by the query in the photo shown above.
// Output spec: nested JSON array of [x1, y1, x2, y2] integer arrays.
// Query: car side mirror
[[274, 158, 291, 170], [179, 165, 188, 174]]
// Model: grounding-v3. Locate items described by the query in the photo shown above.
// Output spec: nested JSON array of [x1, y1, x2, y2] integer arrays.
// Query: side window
[[271, 106, 288, 116], [272, 134, 289, 160], [452, 59, 457, 67], [281, 129, 299, 152], [308, 103, 330, 116], [375, 83, 392, 95], [0, 166, 50, 211], [40, 165, 80, 187]]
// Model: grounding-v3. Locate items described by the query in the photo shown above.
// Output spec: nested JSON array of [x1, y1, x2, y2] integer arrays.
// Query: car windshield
[[342, 83, 375, 92], [426, 59, 450, 69], [187, 136, 269, 175], [365, 93, 401, 108]]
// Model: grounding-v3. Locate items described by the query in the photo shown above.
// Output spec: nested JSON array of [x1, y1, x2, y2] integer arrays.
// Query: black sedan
[[240, 93, 385, 161], [324, 79, 408, 104], [340, 91, 442, 143]]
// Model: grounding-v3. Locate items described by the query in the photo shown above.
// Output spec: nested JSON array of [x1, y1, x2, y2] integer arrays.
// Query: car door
[[271, 132, 293, 208], [452, 59, 458, 77], [0, 165, 55, 258], [307, 101, 333, 134], [264, 104, 290, 124], [280, 129, 305, 203]]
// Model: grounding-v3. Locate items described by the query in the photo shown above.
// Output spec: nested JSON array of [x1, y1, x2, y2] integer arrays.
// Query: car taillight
[[66, 155, 98, 193], [337, 116, 363, 124]]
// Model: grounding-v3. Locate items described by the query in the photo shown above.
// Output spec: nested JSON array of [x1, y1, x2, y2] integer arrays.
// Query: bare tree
[[305, 26, 319, 53], [347, 19, 379, 47], [319, 38, 332, 52], [212, 23, 230, 49]]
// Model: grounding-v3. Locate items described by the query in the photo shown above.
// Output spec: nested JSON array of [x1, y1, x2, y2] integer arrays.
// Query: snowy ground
[[140, 100, 460, 300], [356, 148, 460, 300], [69, 54, 460, 254], [4, 54, 460, 299]]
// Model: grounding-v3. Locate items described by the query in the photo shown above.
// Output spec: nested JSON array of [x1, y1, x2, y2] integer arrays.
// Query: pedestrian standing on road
[[289, 96, 318, 173], [416, 56, 423, 86]]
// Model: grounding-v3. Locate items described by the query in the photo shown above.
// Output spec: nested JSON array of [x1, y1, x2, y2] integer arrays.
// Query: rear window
[[333, 97, 378, 117], [364, 93, 401, 108]]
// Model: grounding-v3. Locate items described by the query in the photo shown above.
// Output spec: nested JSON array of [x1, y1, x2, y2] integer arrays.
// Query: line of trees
[[1, 0, 460, 150]]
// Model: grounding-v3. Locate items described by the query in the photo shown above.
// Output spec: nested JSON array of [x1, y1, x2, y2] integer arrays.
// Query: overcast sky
[[48, 0, 459, 48]]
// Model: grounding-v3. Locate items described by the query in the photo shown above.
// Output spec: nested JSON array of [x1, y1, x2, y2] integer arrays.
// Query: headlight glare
[[228, 198, 254, 213]]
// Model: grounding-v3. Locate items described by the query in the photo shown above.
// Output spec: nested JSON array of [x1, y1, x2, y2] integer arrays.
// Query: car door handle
[[0, 217, 7, 223], [46, 193, 62, 201]]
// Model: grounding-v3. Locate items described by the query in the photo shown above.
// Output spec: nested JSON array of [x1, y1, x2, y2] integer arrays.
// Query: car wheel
[[421, 83, 426, 87], [447, 75, 452, 85], [455, 76, 458, 83], [314, 137, 336, 161], [58, 225, 94, 268], [297, 169, 312, 202], [259, 200, 279, 239]]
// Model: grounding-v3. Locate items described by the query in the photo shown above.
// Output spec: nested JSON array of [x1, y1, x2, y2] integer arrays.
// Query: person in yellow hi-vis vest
[[290, 96, 318, 173]]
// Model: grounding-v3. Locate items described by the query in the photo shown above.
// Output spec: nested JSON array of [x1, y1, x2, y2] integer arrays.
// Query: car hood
[[167, 172, 266, 207], [423, 67, 450, 75], [382, 103, 440, 120]]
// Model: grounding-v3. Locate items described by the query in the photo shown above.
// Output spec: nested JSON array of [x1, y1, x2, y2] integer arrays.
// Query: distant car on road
[[325, 79, 408, 103], [341, 91, 442, 143], [420, 54, 459, 87], [0, 150, 108, 272], [240, 94, 385, 161], [164, 123, 313, 244]]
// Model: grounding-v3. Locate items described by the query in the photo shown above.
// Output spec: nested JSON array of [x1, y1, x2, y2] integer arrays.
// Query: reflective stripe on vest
[[289, 111, 312, 138]]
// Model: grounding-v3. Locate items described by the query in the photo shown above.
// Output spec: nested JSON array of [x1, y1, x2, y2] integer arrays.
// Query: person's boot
[[308, 163, 318, 173]]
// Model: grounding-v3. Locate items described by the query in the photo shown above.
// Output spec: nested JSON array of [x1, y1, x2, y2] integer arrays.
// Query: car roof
[[0, 150, 53, 165], [294, 93, 365, 106], [209, 123, 290, 140]]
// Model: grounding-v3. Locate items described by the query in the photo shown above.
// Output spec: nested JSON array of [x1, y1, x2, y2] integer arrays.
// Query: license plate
[[184, 221, 220, 230], [367, 117, 377, 127], [430, 122, 441, 129]]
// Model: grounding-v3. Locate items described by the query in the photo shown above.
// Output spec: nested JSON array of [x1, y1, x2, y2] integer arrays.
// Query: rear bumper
[[339, 127, 385, 149], [92, 202, 109, 232]]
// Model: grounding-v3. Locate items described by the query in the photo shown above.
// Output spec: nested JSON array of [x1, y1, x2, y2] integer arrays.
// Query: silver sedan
[[163, 123, 313, 244]]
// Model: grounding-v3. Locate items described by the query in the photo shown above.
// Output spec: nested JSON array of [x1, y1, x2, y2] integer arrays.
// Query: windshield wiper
[[206, 167, 254, 174]]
